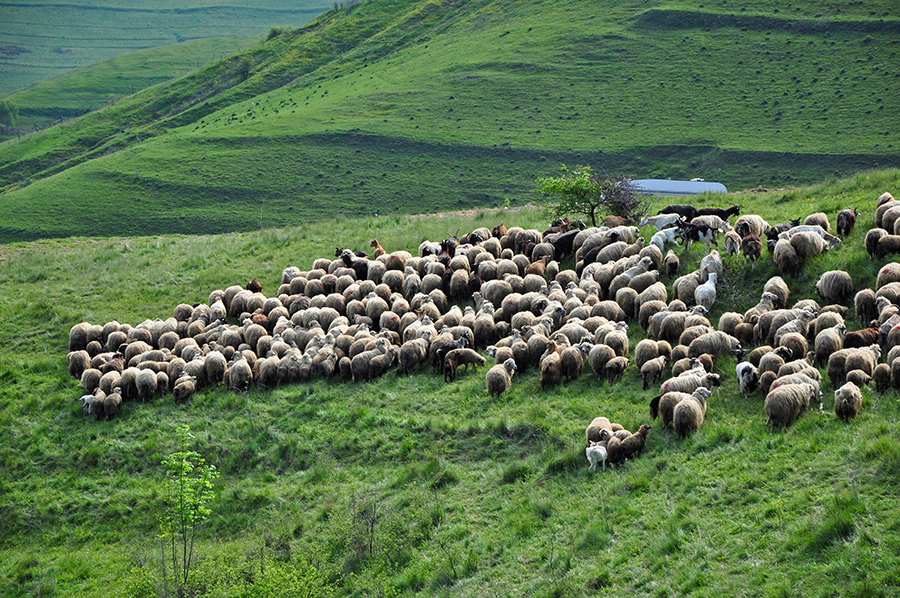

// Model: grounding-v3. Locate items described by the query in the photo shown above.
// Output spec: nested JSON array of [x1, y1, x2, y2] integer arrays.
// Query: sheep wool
[[834, 382, 863, 422], [486, 358, 517, 398]]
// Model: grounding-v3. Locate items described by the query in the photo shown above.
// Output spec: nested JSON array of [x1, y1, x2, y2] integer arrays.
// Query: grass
[[1, 171, 900, 596], [0, 0, 331, 95], [1, 0, 899, 242]]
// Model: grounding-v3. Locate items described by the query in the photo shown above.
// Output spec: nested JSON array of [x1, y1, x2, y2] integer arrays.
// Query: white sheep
[[694, 272, 717, 311]]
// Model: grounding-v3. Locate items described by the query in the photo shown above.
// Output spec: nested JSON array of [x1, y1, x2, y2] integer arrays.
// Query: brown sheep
[[616, 424, 652, 463]]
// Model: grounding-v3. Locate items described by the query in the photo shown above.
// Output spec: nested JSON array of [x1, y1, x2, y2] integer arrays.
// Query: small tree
[[536, 165, 645, 227], [159, 424, 219, 591], [0, 101, 19, 128]]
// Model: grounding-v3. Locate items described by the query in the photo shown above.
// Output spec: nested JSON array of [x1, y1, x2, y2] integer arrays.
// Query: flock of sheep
[[66, 191, 898, 473]]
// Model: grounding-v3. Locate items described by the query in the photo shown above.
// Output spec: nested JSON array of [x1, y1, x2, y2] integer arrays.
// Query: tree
[[0, 101, 18, 127], [536, 165, 646, 227], [159, 424, 219, 591]]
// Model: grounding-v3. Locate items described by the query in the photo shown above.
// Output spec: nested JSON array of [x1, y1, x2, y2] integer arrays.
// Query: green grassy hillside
[[1, 170, 899, 597], [0, 0, 331, 95], [0, 37, 259, 139], [0, 0, 898, 243]]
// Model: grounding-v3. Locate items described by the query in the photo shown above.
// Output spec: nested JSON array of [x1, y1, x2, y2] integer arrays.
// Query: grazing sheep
[[834, 382, 862, 422], [135, 369, 158, 403], [585, 441, 608, 472], [673, 389, 708, 439], [688, 330, 740, 359], [640, 355, 668, 390], [735, 215, 771, 238], [843, 321, 880, 349], [616, 424, 652, 463], [67, 350, 91, 380], [226, 355, 253, 391], [814, 324, 846, 366], [444, 348, 486, 373], [845, 369, 871, 388], [803, 212, 830, 232], [486, 358, 517, 398], [173, 374, 197, 404], [765, 383, 816, 429], [773, 239, 800, 276], [724, 230, 741, 257], [585, 416, 613, 444], [659, 372, 721, 395], [605, 356, 630, 384], [560, 341, 591, 382], [875, 234, 900, 259], [664, 250, 680, 278], [815, 271, 854, 304], [865, 228, 889, 258], [874, 363, 891, 393], [588, 344, 616, 380]]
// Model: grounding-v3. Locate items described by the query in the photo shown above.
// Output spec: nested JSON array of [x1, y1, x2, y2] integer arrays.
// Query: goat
[[696, 204, 740, 220], [658, 204, 698, 221], [678, 221, 718, 250], [741, 233, 762, 262], [370, 239, 386, 258]]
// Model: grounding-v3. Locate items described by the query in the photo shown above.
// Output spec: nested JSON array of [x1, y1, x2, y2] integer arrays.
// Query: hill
[[0, 0, 331, 95], [0, 170, 899, 596], [0, 0, 899, 243], [0, 37, 259, 138]]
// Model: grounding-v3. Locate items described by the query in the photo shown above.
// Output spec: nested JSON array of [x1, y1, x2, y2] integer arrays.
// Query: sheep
[[658, 389, 702, 429], [834, 382, 863, 422], [399, 337, 430, 374], [659, 372, 721, 395], [585, 416, 613, 444], [843, 322, 880, 350], [605, 356, 630, 384], [173, 374, 198, 403], [486, 358, 517, 398], [845, 369, 871, 388], [135, 368, 158, 403], [814, 324, 846, 366], [663, 250, 680, 278], [616, 424, 652, 463], [735, 215, 770, 238], [843, 344, 881, 377], [688, 330, 740, 359], [865, 228, 889, 258], [773, 239, 800, 276], [588, 344, 616, 380], [560, 341, 591, 382], [815, 271, 854, 304], [765, 383, 816, 429], [874, 363, 892, 393], [641, 355, 668, 390], [673, 389, 708, 439], [803, 212, 830, 232], [67, 350, 91, 380], [586, 441, 608, 472], [444, 348, 486, 373], [641, 213, 684, 230], [875, 235, 900, 259], [225, 355, 253, 391], [694, 272, 717, 311], [634, 339, 662, 370]]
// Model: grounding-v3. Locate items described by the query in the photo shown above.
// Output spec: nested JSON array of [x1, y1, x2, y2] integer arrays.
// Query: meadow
[[1, 0, 898, 243], [1, 169, 899, 596]]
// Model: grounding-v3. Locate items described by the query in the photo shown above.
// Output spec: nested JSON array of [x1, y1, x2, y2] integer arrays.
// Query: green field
[[0, 0, 331, 95], [1, 170, 899, 596], [0, 0, 898, 243]]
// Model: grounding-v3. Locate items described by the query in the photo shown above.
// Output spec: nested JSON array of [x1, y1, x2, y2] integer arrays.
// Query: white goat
[[585, 440, 608, 472], [650, 228, 683, 252], [640, 213, 683, 230]]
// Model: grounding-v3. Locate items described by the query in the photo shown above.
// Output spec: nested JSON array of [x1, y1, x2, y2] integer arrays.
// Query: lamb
[[845, 369, 871, 388], [834, 382, 863, 422], [765, 383, 816, 429], [815, 271, 854, 304], [585, 441, 608, 472], [673, 389, 708, 439], [486, 358, 517, 398], [836, 209, 859, 237], [641, 355, 668, 390], [616, 424, 652, 463], [693, 272, 717, 311], [874, 362, 892, 393]]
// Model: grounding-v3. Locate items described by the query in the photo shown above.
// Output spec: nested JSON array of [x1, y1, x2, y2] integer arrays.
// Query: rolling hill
[[0, 0, 332, 95], [0, 0, 898, 244]]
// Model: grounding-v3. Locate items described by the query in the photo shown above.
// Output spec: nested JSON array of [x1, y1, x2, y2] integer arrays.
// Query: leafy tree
[[0, 101, 19, 127], [536, 165, 645, 227], [159, 424, 219, 590]]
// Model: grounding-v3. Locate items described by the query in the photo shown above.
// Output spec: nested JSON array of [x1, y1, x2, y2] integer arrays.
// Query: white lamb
[[650, 228, 683, 252], [585, 440, 608, 472]]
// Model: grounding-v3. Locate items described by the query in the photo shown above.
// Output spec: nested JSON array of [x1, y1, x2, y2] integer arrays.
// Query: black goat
[[837, 209, 860, 237], [764, 219, 801, 241], [340, 249, 369, 280], [696, 204, 740, 220], [658, 204, 699, 221]]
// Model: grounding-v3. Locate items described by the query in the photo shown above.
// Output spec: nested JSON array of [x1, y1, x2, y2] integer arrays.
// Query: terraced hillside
[[0, 0, 898, 243]]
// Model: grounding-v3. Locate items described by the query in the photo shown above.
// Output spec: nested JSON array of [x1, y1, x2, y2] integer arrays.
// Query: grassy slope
[[1, 0, 899, 243], [0, 37, 259, 138], [0, 0, 331, 95], [1, 170, 899, 597]]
